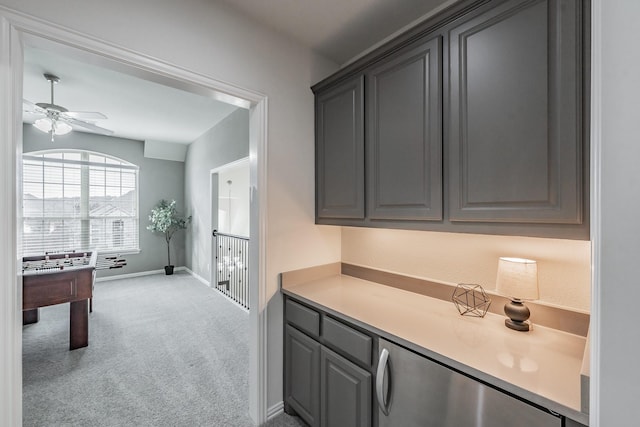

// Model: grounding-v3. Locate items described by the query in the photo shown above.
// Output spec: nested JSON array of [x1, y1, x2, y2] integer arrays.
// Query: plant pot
[[164, 265, 174, 275]]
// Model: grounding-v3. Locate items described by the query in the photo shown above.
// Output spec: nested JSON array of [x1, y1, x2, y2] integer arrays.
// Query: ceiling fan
[[23, 73, 114, 142]]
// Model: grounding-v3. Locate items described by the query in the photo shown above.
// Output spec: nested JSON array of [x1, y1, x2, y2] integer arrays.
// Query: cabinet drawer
[[286, 299, 320, 337], [322, 316, 372, 367]]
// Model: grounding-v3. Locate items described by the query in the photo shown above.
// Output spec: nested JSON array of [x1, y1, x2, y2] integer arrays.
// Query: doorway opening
[[1, 18, 268, 425], [211, 158, 250, 309]]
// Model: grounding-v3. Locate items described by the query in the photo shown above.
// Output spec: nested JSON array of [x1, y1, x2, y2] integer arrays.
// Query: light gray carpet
[[22, 272, 305, 427]]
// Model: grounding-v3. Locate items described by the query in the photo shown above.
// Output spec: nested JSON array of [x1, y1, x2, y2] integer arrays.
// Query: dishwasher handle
[[376, 347, 390, 416]]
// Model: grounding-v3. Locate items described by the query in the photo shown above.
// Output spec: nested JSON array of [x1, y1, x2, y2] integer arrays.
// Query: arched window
[[22, 150, 139, 255]]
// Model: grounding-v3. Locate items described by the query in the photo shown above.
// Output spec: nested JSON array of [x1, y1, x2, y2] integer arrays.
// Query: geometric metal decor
[[452, 284, 491, 318]]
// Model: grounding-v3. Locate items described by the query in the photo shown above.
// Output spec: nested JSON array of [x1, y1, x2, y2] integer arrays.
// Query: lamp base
[[505, 318, 531, 331], [503, 299, 532, 332]]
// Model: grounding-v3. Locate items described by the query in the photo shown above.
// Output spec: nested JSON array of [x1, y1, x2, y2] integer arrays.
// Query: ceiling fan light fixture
[[33, 117, 72, 137], [33, 117, 53, 133], [53, 120, 72, 136], [27, 73, 112, 140]]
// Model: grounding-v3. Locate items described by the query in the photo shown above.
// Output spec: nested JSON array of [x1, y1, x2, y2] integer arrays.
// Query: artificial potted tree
[[147, 199, 191, 275]]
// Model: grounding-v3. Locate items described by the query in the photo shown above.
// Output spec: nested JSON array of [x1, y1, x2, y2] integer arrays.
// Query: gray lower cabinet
[[320, 346, 371, 427], [448, 0, 585, 224], [285, 295, 586, 427], [315, 76, 365, 220], [366, 36, 442, 221], [285, 325, 321, 427], [285, 297, 373, 427]]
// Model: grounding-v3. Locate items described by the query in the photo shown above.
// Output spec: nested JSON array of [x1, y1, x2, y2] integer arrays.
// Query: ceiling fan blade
[[23, 99, 46, 114], [65, 117, 114, 136], [64, 111, 108, 120]]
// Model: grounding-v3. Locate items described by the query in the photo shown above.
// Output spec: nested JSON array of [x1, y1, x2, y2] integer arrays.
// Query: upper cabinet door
[[448, 0, 584, 224], [367, 36, 443, 220], [316, 76, 365, 220]]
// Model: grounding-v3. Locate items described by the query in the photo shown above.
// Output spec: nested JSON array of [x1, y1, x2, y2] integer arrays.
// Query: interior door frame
[[210, 156, 250, 287], [0, 8, 269, 426]]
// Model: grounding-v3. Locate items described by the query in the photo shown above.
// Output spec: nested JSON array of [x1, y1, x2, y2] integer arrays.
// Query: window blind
[[22, 150, 139, 256]]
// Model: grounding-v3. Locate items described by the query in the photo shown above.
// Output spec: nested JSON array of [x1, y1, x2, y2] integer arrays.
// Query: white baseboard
[[211, 286, 250, 313], [182, 267, 210, 286], [267, 401, 284, 421], [95, 266, 186, 282]]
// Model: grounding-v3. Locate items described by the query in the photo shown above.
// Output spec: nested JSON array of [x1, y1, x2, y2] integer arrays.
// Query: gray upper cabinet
[[316, 76, 365, 220], [312, 0, 588, 239], [448, 0, 584, 224], [366, 36, 443, 220]]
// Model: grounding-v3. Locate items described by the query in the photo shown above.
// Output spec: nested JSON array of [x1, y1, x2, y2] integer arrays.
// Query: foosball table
[[22, 251, 98, 350]]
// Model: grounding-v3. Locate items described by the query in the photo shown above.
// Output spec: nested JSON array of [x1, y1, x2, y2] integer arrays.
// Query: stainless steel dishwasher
[[376, 338, 562, 427]]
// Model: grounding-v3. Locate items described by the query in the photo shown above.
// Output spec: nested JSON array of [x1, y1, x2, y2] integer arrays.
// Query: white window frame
[[22, 149, 140, 256]]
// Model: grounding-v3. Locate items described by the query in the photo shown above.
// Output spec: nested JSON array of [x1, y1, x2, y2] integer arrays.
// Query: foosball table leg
[[23, 308, 39, 325], [69, 299, 89, 350]]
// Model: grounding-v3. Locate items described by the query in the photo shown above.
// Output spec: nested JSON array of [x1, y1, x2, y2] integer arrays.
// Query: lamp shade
[[53, 120, 72, 135], [33, 118, 53, 133], [33, 118, 72, 136], [496, 257, 539, 300]]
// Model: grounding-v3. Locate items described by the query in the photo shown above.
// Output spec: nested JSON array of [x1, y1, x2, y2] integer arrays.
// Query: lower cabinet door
[[285, 325, 321, 427], [320, 346, 372, 427]]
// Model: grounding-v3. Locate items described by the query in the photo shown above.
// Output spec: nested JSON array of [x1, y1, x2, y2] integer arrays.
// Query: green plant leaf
[[147, 199, 191, 266]]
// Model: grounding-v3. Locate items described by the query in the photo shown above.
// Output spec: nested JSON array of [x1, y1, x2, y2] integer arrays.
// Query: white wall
[[218, 161, 250, 238], [595, 0, 640, 425], [0, 0, 340, 414], [342, 228, 591, 311]]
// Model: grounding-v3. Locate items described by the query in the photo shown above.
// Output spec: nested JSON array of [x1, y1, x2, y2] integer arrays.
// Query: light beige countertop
[[282, 271, 588, 425]]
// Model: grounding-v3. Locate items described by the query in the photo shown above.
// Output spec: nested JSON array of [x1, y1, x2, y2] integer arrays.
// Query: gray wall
[[184, 108, 249, 281], [23, 124, 187, 278]]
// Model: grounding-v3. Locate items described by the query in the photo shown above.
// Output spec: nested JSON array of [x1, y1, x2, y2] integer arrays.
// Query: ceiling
[[23, 47, 239, 145], [22, 0, 451, 145], [218, 0, 451, 65]]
